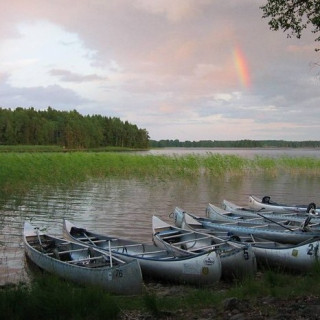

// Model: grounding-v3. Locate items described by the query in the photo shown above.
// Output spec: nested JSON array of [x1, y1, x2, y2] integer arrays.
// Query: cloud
[[0, 0, 319, 140], [0, 80, 90, 109], [50, 69, 107, 83], [134, 0, 211, 22]]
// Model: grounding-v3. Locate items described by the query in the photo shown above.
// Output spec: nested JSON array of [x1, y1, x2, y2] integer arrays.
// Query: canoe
[[207, 202, 320, 230], [248, 237, 320, 272], [23, 222, 143, 295], [203, 206, 320, 244], [173, 210, 320, 272], [63, 219, 221, 285], [153, 214, 257, 280], [223, 199, 320, 222], [248, 195, 320, 214]]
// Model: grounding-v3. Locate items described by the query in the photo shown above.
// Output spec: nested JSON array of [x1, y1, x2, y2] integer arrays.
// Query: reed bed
[[1, 152, 320, 199]]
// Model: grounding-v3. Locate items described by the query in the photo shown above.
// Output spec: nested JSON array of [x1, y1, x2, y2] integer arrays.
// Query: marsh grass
[[1, 152, 320, 199]]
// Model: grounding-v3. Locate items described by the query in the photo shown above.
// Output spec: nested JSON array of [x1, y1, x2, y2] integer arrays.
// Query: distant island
[[149, 139, 320, 148]]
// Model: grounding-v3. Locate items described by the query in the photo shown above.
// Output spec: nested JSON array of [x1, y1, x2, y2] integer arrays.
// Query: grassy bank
[[1, 152, 320, 198], [2, 266, 320, 319]]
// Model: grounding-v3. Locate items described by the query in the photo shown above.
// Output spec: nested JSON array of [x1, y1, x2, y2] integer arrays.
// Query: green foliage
[[3, 270, 320, 318], [0, 107, 149, 149], [260, 0, 320, 51], [0, 275, 120, 320], [143, 293, 160, 317]]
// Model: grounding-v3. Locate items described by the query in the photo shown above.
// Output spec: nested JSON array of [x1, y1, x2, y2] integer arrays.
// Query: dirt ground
[[120, 281, 320, 320]]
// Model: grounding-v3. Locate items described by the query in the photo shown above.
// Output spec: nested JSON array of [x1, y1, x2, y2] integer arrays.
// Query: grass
[[1, 152, 320, 199], [2, 267, 320, 319], [0, 275, 120, 320]]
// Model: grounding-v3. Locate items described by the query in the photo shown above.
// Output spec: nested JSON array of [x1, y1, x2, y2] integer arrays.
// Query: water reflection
[[1, 172, 320, 285]]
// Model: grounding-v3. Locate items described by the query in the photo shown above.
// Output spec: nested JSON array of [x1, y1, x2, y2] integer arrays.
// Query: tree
[[260, 0, 320, 51], [0, 107, 150, 149]]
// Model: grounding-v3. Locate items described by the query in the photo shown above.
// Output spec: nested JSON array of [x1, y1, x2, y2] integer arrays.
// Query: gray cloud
[[0, 82, 90, 109], [49, 69, 107, 83]]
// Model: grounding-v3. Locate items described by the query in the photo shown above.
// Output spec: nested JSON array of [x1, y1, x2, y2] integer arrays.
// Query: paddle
[[81, 231, 114, 266], [255, 212, 294, 232]]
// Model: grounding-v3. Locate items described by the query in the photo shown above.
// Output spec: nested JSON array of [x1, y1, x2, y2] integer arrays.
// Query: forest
[[0, 107, 149, 149]]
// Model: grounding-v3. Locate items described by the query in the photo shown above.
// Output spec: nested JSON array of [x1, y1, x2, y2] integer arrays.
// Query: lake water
[[140, 147, 320, 158], [1, 148, 320, 285]]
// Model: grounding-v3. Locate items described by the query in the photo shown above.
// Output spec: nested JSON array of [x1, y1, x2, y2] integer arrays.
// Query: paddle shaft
[[256, 212, 294, 232]]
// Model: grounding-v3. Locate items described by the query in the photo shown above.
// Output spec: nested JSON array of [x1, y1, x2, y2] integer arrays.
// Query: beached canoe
[[173, 210, 320, 272], [23, 222, 143, 295], [248, 237, 320, 272], [63, 219, 221, 285], [203, 206, 320, 244], [248, 195, 319, 214], [223, 199, 320, 222], [153, 214, 257, 280], [207, 202, 320, 230]]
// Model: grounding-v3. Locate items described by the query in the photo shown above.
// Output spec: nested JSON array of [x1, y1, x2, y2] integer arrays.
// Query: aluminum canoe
[[63, 219, 221, 286], [173, 209, 320, 272], [201, 207, 320, 244], [248, 237, 320, 272], [23, 222, 143, 295], [153, 213, 257, 280], [207, 202, 320, 230], [248, 195, 320, 214], [223, 199, 320, 223]]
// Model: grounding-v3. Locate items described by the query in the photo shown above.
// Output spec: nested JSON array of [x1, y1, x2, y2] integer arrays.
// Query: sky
[[0, 0, 319, 141]]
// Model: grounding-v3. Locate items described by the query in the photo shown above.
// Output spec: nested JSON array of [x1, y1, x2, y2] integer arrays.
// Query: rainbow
[[233, 45, 251, 89]]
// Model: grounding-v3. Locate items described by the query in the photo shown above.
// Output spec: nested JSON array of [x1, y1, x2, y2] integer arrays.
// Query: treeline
[[150, 139, 320, 148], [0, 107, 149, 149]]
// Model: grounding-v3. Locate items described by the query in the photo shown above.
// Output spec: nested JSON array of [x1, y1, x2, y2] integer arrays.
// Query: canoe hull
[[24, 222, 143, 295], [251, 240, 320, 272], [205, 204, 320, 244], [248, 195, 320, 214], [173, 207, 257, 280], [175, 210, 320, 272], [63, 220, 221, 285], [207, 202, 320, 231], [223, 199, 320, 224]]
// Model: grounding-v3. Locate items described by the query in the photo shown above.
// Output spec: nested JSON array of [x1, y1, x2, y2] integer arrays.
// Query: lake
[[139, 147, 320, 158], [1, 148, 320, 285]]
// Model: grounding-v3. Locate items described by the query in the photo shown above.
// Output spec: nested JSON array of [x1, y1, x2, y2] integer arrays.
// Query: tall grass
[[1, 152, 320, 198], [0, 153, 318, 196], [0, 275, 120, 319], [2, 268, 320, 318]]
